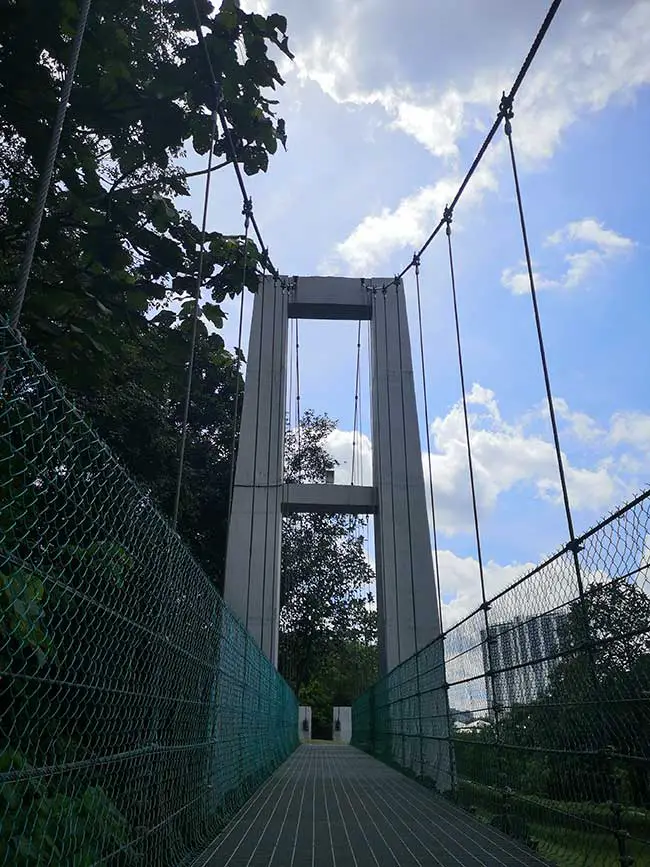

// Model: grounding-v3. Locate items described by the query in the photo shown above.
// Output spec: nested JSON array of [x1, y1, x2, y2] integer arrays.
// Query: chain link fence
[[0, 323, 298, 865], [353, 492, 650, 866]]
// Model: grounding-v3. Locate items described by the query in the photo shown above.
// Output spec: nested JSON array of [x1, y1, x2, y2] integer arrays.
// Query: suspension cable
[[444, 212, 488, 607], [365, 318, 373, 563], [414, 256, 444, 631], [395, 279, 419, 654], [369, 290, 387, 672], [445, 211, 501, 732], [227, 199, 253, 521], [245, 256, 269, 628], [10, 0, 93, 330], [501, 98, 579, 556], [382, 288, 402, 664], [271, 279, 290, 668], [358, 324, 365, 488], [351, 319, 362, 486], [500, 98, 599, 706], [261, 273, 281, 657], [295, 317, 302, 482], [287, 317, 294, 433], [172, 108, 219, 530]]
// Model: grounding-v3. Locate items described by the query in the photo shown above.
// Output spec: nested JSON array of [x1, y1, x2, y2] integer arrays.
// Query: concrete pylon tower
[[224, 276, 441, 674]]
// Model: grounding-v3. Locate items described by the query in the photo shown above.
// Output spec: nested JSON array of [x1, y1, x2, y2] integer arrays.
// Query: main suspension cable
[[381, 0, 564, 291]]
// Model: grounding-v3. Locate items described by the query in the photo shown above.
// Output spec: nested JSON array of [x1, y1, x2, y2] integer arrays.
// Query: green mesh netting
[[353, 494, 650, 867], [0, 324, 298, 865]]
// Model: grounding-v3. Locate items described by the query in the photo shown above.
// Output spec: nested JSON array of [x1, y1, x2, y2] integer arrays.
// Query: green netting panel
[[353, 492, 650, 867], [0, 324, 298, 865]]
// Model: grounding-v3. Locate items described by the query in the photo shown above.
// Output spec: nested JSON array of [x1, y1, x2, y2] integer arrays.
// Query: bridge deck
[[195, 745, 550, 867]]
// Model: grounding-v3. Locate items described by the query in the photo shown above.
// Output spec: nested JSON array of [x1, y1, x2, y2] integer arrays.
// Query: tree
[[540, 579, 650, 804], [1, 4, 294, 859], [477, 580, 650, 807], [279, 411, 379, 731], [0, 0, 292, 388], [0, 0, 293, 585], [73, 324, 243, 590]]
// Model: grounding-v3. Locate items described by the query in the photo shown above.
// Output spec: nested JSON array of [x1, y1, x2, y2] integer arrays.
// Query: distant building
[[481, 612, 567, 715]]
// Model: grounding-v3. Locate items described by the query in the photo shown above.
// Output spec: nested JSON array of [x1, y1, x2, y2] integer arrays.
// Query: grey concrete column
[[224, 277, 288, 665], [371, 282, 441, 674]]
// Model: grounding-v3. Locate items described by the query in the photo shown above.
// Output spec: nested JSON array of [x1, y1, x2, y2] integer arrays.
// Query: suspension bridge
[[1, 0, 649, 866]]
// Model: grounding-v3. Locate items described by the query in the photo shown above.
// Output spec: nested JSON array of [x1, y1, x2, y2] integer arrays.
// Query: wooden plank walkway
[[194, 744, 551, 867]]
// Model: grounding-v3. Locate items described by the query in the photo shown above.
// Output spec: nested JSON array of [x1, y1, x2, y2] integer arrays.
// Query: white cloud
[[239, 0, 270, 14], [303, 1, 650, 270], [325, 386, 645, 541], [547, 219, 635, 253], [438, 549, 535, 630], [502, 218, 635, 294], [427, 384, 632, 535], [552, 397, 605, 443], [610, 412, 650, 450], [331, 160, 497, 273], [325, 429, 373, 486], [501, 267, 558, 296], [386, 89, 466, 159], [514, 2, 650, 162]]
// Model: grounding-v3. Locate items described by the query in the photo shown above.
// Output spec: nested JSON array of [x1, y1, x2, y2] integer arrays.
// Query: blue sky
[[184, 0, 650, 627]]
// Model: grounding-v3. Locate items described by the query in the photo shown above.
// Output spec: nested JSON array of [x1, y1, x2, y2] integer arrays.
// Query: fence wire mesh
[[352, 492, 650, 867], [0, 324, 298, 865]]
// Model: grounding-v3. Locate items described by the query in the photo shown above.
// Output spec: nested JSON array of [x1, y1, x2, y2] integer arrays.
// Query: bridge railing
[[352, 492, 650, 867], [0, 323, 298, 866]]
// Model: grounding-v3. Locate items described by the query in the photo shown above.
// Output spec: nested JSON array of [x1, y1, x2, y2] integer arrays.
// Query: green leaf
[[202, 302, 224, 328], [267, 13, 288, 34], [152, 310, 177, 327]]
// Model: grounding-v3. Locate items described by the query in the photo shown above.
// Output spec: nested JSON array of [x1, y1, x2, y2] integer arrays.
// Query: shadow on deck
[[194, 744, 551, 866]]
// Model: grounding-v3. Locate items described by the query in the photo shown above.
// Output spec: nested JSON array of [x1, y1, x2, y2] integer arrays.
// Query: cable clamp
[[412, 253, 421, 274], [564, 538, 584, 556], [242, 198, 253, 231], [443, 205, 453, 236], [499, 91, 514, 135]]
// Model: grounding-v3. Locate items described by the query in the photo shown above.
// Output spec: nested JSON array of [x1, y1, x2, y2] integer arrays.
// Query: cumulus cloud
[[438, 549, 535, 629], [322, 389, 650, 643], [326, 385, 648, 540], [551, 398, 605, 443], [425, 383, 630, 535], [502, 218, 635, 294], [325, 429, 373, 486], [332, 160, 497, 273], [609, 412, 650, 450], [302, 0, 650, 270]]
